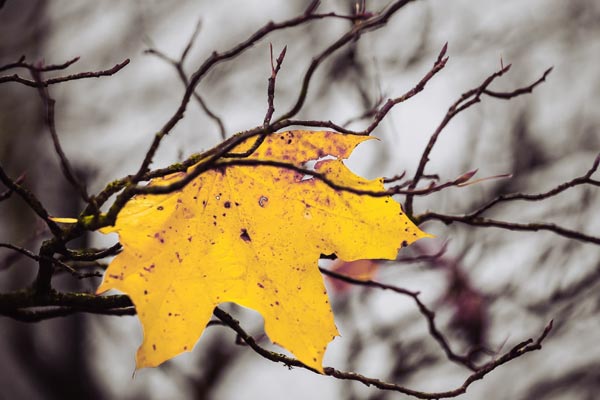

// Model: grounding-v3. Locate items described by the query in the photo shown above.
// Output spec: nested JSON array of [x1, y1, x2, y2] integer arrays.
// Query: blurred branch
[[144, 18, 227, 140], [0, 165, 63, 236], [30, 68, 91, 204], [417, 213, 600, 245]]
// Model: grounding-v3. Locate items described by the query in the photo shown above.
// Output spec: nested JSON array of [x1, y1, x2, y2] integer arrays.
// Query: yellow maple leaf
[[98, 130, 431, 371]]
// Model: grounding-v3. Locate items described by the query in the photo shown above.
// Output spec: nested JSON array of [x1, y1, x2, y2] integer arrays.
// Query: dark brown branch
[[320, 266, 478, 370], [132, 5, 394, 182], [0, 291, 133, 321], [0, 165, 63, 236], [0, 55, 80, 73], [483, 67, 553, 99], [0, 172, 25, 201], [214, 305, 552, 399], [134, 159, 487, 199], [263, 44, 287, 127], [30, 69, 91, 204], [404, 65, 552, 216], [0, 59, 130, 87], [0, 243, 40, 270], [274, 0, 418, 123]]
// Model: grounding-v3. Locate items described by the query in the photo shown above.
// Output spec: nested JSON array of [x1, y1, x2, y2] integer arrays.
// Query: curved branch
[[214, 306, 552, 399]]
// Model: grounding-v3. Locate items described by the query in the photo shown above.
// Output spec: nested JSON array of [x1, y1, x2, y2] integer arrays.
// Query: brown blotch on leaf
[[240, 228, 252, 242], [153, 233, 165, 244], [143, 264, 155, 273]]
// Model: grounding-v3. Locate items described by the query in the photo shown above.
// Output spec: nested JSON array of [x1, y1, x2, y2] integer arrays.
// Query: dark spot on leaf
[[257, 282, 264, 289], [224, 201, 231, 208], [168, 312, 172, 316], [222, 213, 226, 217], [177, 199, 183, 203], [188, 236, 193, 242], [240, 229, 252, 242], [258, 196, 268, 207], [183, 346, 188, 350], [157, 206, 164, 211], [235, 202, 240, 206], [175, 252, 182, 263], [144, 290, 148, 295], [143, 264, 155, 273], [152, 344, 156, 351], [401, 240, 408, 248]]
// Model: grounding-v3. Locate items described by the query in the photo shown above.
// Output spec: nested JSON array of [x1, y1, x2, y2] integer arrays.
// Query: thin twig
[[0, 172, 25, 201], [263, 44, 287, 127], [0, 59, 130, 87], [404, 65, 552, 216]]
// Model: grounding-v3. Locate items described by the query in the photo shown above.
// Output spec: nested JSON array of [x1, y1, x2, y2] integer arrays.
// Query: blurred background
[[1, 0, 599, 399]]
